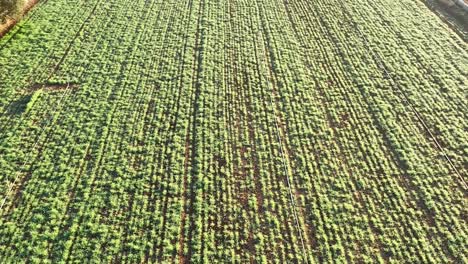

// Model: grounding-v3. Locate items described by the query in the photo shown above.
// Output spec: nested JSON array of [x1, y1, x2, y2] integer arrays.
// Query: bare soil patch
[[29, 82, 80, 92]]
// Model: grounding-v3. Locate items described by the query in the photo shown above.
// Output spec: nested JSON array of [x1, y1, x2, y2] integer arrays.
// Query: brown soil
[[29, 83, 79, 92]]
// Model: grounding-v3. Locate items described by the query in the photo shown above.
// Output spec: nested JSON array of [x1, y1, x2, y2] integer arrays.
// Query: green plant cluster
[[0, 0, 466, 263]]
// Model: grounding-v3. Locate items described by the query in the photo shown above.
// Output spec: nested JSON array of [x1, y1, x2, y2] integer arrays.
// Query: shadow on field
[[5, 82, 79, 116], [5, 94, 33, 115], [424, 0, 468, 40]]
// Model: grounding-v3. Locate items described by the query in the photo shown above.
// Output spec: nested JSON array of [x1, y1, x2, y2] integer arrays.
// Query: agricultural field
[[0, 0, 467, 262]]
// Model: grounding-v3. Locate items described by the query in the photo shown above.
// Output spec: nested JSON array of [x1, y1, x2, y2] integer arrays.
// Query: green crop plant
[[0, 0, 466, 262]]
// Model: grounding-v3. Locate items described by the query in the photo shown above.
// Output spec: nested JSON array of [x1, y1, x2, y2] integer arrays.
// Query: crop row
[[0, 0, 466, 263]]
